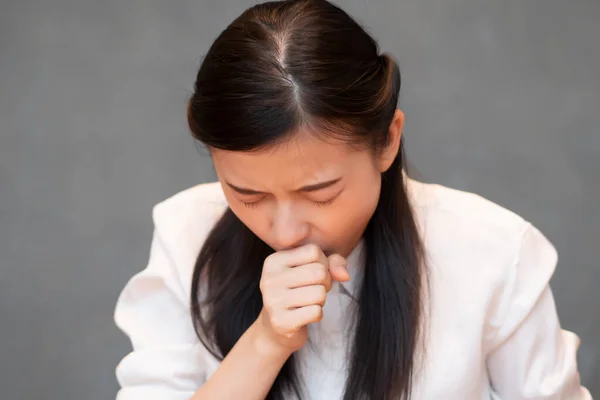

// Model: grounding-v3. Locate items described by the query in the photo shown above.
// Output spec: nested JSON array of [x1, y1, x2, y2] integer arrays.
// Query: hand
[[254, 244, 350, 354]]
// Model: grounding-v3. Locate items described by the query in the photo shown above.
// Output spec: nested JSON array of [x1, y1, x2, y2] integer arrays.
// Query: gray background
[[1, 0, 598, 398]]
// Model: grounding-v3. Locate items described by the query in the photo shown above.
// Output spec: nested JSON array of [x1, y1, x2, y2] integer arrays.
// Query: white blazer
[[114, 177, 592, 399]]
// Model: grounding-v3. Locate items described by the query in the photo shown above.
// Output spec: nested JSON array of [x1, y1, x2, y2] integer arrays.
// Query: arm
[[190, 313, 291, 400], [116, 225, 227, 400], [193, 246, 350, 399], [115, 228, 212, 400], [115, 226, 292, 400], [485, 224, 592, 399]]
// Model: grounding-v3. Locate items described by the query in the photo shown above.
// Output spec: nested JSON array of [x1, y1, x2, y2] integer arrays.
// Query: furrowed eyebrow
[[226, 178, 341, 195]]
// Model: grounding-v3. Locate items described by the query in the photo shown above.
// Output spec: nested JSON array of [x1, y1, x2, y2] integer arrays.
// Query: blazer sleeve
[[114, 218, 219, 400], [486, 223, 592, 399]]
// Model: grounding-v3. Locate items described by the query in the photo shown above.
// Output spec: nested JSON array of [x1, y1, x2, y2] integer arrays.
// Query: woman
[[114, 1, 591, 399]]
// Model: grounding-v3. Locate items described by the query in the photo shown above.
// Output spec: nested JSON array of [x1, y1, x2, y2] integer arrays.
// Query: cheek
[[316, 181, 381, 240], [221, 190, 270, 239], [229, 203, 275, 246]]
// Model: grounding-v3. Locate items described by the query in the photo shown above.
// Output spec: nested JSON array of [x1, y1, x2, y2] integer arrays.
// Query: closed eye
[[313, 199, 334, 207], [241, 196, 337, 209], [241, 200, 261, 208]]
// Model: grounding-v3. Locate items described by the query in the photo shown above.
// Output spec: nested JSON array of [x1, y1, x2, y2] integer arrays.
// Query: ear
[[376, 109, 404, 173]]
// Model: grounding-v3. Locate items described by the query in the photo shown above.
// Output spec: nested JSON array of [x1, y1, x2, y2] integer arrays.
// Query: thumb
[[327, 254, 350, 282]]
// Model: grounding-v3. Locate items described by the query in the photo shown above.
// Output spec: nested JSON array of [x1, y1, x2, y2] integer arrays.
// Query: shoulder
[[405, 176, 543, 255], [406, 176, 558, 341], [150, 181, 228, 295], [406, 176, 528, 234], [114, 183, 227, 386], [152, 181, 228, 233], [405, 174, 557, 294], [152, 181, 228, 243]]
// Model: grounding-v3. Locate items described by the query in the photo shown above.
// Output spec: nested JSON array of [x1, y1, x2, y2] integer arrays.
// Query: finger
[[282, 262, 332, 291], [328, 254, 350, 282], [284, 285, 327, 308], [266, 244, 328, 269], [288, 304, 323, 329]]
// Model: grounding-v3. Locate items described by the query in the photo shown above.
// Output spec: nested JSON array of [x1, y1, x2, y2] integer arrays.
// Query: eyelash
[[242, 198, 335, 209]]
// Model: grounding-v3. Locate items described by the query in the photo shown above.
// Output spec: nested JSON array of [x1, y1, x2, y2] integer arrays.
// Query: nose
[[271, 202, 309, 250]]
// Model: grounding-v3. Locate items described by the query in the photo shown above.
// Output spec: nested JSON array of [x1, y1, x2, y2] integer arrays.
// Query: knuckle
[[310, 305, 323, 321], [263, 253, 277, 269], [313, 265, 327, 282], [316, 285, 327, 301]]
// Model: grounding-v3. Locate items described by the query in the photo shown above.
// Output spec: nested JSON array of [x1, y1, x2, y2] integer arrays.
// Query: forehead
[[211, 130, 365, 188]]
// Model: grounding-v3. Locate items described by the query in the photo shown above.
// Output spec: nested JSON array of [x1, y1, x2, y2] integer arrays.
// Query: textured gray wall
[[1, 0, 598, 399]]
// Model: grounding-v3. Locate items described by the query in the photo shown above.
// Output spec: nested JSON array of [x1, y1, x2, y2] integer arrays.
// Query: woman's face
[[211, 110, 403, 258]]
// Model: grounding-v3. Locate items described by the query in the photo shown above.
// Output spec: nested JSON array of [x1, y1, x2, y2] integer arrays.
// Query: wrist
[[249, 314, 293, 362]]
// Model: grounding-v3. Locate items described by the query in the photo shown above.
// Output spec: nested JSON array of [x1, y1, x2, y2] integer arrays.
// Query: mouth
[[273, 242, 334, 257], [322, 248, 335, 257]]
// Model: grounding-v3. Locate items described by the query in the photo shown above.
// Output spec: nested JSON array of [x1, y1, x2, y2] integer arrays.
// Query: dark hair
[[187, 1, 426, 399]]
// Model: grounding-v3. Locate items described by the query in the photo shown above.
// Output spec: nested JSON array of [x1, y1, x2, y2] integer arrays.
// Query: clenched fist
[[255, 244, 350, 353]]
